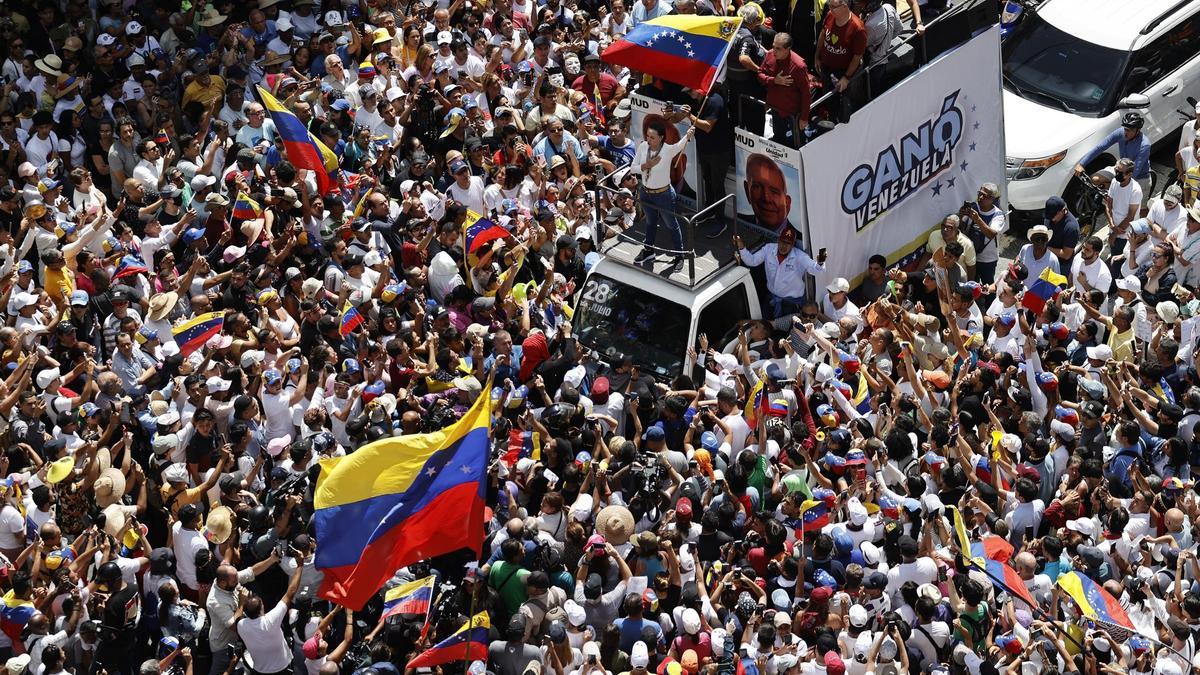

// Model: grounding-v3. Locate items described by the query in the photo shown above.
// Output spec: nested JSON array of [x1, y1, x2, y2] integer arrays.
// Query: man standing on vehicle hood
[[733, 227, 826, 325]]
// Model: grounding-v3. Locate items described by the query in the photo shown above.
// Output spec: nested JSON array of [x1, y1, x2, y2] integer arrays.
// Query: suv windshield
[[1002, 14, 1129, 116], [575, 274, 689, 379]]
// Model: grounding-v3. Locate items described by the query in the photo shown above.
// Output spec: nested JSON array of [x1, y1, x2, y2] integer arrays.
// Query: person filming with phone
[[732, 227, 826, 325]]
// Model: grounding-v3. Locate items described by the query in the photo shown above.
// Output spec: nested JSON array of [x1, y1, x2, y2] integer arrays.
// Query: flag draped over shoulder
[[0, 591, 34, 643], [1020, 266, 1067, 313], [406, 613, 490, 669], [601, 16, 743, 94], [744, 377, 765, 429], [949, 506, 1035, 608], [257, 86, 338, 196], [314, 385, 492, 610]]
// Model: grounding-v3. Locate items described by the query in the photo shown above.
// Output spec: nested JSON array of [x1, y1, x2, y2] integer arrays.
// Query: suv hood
[[1003, 90, 1113, 159]]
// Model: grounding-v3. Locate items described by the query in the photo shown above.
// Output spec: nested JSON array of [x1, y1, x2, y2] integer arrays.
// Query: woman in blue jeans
[[632, 121, 695, 267]]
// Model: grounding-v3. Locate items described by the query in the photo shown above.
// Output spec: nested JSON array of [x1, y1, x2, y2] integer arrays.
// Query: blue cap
[[263, 369, 282, 385], [286, 358, 302, 372], [138, 326, 158, 341], [80, 402, 99, 417], [642, 425, 665, 442], [518, 60, 533, 73], [17, 260, 32, 274], [463, 98, 478, 109], [450, 159, 468, 174], [69, 290, 89, 306], [700, 431, 719, 451], [330, 98, 351, 111], [500, 199, 519, 215], [765, 363, 784, 382], [183, 227, 206, 243], [342, 358, 361, 373]]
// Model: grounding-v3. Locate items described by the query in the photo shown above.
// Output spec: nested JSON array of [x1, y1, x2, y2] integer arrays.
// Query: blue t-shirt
[[597, 135, 635, 169], [613, 617, 663, 652]]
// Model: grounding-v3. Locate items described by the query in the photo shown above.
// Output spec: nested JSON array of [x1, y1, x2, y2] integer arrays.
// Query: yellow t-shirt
[[182, 75, 227, 110], [45, 266, 74, 308]]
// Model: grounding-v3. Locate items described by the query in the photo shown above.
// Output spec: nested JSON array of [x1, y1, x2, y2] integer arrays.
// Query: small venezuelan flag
[[314, 383, 492, 610], [601, 16, 743, 94], [381, 576, 435, 619], [233, 192, 263, 220], [798, 499, 830, 530], [339, 302, 364, 337], [1020, 266, 1067, 314], [744, 377, 765, 429], [406, 613, 490, 669], [1057, 571, 1134, 630], [172, 312, 225, 357], [502, 429, 541, 466], [463, 210, 509, 255], [258, 86, 338, 196]]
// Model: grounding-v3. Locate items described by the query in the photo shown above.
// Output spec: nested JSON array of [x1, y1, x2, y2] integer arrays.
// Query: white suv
[[1003, 0, 1200, 215]]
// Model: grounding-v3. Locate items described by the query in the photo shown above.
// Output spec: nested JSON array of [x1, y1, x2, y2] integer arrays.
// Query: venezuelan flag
[[257, 86, 337, 196], [339, 302, 364, 337], [172, 312, 225, 357], [601, 16, 743, 94], [113, 255, 148, 281], [744, 377, 764, 429], [406, 613, 490, 669], [233, 192, 263, 220], [798, 499, 830, 530], [381, 576, 435, 619], [463, 210, 509, 255], [351, 187, 375, 220], [154, 129, 170, 145], [592, 82, 607, 126], [502, 429, 541, 466], [314, 386, 492, 610], [1020, 266, 1068, 314], [1057, 571, 1134, 630], [0, 591, 34, 642]]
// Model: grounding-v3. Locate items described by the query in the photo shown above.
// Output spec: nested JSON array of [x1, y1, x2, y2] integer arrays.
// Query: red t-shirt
[[571, 73, 621, 105], [819, 12, 867, 74]]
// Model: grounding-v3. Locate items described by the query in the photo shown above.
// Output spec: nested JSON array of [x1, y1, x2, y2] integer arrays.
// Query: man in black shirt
[[677, 87, 733, 235]]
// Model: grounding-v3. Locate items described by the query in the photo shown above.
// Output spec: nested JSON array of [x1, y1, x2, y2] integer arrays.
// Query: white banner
[[734, 128, 807, 239], [629, 93, 700, 209], [799, 24, 1005, 289]]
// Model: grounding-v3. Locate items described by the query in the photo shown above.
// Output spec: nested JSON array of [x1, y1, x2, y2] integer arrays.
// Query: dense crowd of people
[[0, 2, 1194, 675]]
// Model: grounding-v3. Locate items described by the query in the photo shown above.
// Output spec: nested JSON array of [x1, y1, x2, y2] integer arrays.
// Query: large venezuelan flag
[[314, 388, 492, 610], [381, 576, 435, 619], [601, 16, 743, 94], [406, 613, 490, 669], [172, 312, 225, 357], [257, 86, 338, 196], [1057, 571, 1134, 629], [463, 210, 509, 255]]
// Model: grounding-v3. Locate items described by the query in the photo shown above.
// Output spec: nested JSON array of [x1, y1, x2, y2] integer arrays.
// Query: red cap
[[302, 635, 321, 660], [591, 376, 610, 404], [675, 498, 693, 517]]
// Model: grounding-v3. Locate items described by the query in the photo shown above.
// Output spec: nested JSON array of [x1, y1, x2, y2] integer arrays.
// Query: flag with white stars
[[601, 15, 742, 94]]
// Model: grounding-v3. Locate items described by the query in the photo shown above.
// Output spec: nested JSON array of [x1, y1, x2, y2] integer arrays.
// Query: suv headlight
[[1005, 151, 1067, 181]]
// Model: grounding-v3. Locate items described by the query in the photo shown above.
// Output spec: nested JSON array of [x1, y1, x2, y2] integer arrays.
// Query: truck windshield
[[1002, 14, 1128, 116], [575, 274, 690, 379]]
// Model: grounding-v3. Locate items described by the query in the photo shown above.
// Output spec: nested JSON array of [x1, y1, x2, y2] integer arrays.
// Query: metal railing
[[737, 0, 999, 138]]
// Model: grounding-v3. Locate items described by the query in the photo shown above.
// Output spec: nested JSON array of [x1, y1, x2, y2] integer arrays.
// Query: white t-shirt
[[1108, 178, 1144, 240], [237, 601, 291, 673], [446, 176, 487, 216], [261, 390, 296, 441], [172, 523, 208, 591], [885, 559, 937, 608], [0, 505, 25, 549]]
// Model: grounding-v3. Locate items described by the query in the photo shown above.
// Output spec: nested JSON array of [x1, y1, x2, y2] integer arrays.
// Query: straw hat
[[148, 292, 178, 321], [595, 505, 635, 545], [95, 447, 112, 475], [46, 457, 74, 485], [101, 503, 137, 539], [94, 468, 127, 508], [240, 218, 265, 244], [204, 506, 234, 544], [35, 55, 62, 78], [56, 74, 81, 99], [198, 8, 227, 26], [260, 51, 289, 67]]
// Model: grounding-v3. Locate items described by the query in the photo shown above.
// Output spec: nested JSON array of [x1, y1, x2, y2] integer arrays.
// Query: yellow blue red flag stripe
[[257, 86, 336, 196], [601, 16, 742, 94], [314, 386, 491, 609], [172, 312, 225, 357], [381, 576, 435, 619], [406, 613, 490, 669], [1057, 571, 1134, 629]]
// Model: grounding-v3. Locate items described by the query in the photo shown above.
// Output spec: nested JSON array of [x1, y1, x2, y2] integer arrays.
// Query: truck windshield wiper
[[1005, 72, 1076, 114]]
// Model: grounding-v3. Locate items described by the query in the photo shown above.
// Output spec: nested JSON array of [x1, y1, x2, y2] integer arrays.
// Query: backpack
[[958, 604, 993, 654]]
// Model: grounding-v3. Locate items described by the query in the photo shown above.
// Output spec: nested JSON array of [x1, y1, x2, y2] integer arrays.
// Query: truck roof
[[596, 222, 764, 290], [586, 256, 754, 309]]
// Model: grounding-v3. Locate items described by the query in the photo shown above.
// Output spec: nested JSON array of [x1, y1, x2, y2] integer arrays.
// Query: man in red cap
[[734, 227, 827, 323]]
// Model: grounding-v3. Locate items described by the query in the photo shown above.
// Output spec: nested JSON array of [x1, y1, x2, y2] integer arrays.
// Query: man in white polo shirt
[[237, 549, 306, 675]]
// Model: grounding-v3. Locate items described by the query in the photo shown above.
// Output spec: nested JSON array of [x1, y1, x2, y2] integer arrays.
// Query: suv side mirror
[[1189, 96, 1198, 108], [1118, 92, 1151, 109]]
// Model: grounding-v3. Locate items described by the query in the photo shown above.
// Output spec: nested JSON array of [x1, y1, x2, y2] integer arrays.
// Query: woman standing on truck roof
[[632, 120, 695, 270]]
